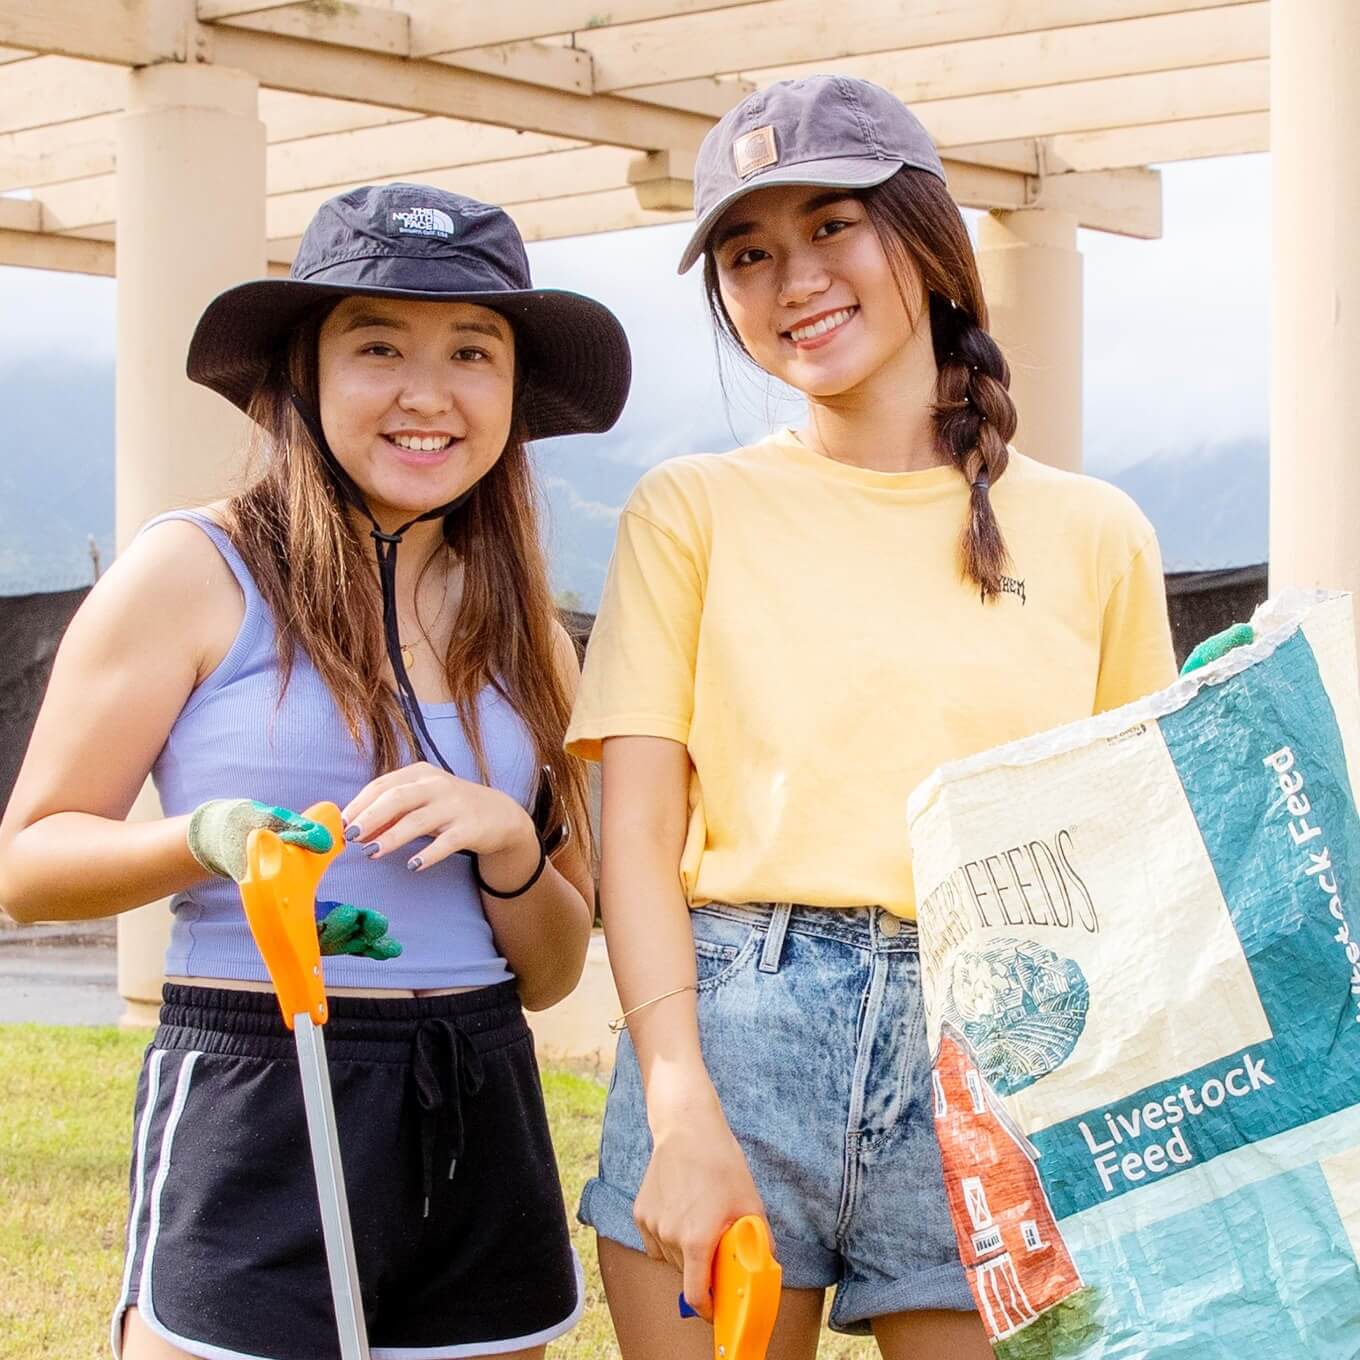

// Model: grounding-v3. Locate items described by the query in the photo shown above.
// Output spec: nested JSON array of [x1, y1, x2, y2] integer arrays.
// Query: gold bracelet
[[608, 984, 698, 1034]]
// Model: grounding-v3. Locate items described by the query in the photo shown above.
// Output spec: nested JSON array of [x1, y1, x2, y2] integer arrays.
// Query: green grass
[[0, 1026, 877, 1359]]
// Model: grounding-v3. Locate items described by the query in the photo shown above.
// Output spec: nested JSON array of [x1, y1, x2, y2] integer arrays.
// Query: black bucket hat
[[187, 182, 631, 439]]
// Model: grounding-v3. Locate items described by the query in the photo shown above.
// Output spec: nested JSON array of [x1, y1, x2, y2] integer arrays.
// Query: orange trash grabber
[[238, 800, 370, 1360], [681, 1214, 783, 1359]]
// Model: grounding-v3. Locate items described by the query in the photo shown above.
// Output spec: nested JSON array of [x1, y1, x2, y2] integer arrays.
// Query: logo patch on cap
[[733, 125, 778, 179], [388, 206, 456, 239]]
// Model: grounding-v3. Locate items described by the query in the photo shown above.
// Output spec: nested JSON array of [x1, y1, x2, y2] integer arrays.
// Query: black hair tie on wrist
[[472, 841, 548, 899]]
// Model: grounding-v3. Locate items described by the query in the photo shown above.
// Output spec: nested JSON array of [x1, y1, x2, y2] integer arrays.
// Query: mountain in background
[[1, 359, 115, 592], [1, 360, 1267, 607], [1111, 436, 1267, 574]]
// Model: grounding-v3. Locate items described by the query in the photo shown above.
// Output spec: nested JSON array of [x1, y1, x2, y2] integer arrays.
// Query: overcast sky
[[0, 153, 1268, 477]]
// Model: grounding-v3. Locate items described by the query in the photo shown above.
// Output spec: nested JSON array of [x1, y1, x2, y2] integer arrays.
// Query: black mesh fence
[[0, 588, 89, 815], [0, 567, 1273, 815]]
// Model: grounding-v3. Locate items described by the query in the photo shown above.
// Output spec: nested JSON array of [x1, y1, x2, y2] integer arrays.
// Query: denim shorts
[[579, 902, 974, 1334]]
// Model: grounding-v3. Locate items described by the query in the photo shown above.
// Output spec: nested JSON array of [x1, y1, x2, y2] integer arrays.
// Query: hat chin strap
[[288, 390, 472, 780]]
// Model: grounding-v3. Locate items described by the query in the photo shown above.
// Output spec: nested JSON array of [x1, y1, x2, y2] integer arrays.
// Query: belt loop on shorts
[[758, 903, 793, 974]]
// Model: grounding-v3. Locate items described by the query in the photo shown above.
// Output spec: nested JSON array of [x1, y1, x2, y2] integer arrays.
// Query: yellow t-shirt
[[566, 430, 1177, 918]]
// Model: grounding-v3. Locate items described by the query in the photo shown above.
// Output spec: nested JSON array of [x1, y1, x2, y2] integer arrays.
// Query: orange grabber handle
[[712, 1215, 782, 1360], [238, 801, 345, 1030]]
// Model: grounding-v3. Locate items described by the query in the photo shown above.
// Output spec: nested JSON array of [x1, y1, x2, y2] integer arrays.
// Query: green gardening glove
[[187, 798, 334, 883], [1180, 623, 1255, 676], [316, 902, 403, 961]]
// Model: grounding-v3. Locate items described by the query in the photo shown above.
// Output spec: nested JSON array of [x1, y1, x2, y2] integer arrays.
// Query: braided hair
[[703, 166, 1017, 600], [927, 292, 1016, 598], [861, 168, 1017, 599]]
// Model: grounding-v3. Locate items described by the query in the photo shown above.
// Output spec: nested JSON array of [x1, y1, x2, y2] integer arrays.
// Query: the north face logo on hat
[[733, 125, 778, 179], [388, 206, 456, 239]]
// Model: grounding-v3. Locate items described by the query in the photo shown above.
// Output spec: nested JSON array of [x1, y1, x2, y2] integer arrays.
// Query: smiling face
[[314, 295, 516, 526], [709, 183, 929, 401]]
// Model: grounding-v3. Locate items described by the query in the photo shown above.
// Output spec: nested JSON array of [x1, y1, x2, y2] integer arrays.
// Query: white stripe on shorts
[[110, 1047, 164, 1360], [128, 1051, 283, 1360]]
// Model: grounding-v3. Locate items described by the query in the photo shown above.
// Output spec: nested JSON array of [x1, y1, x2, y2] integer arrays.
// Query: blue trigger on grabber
[[678, 1292, 698, 1319]]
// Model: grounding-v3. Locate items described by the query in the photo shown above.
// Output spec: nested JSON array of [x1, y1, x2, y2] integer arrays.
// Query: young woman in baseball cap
[[568, 76, 1175, 1357], [0, 183, 630, 1359]]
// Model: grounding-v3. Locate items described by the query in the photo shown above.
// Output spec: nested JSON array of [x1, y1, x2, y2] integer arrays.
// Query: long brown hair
[[225, 305, 591, 860], [703, 167, 1017, 600]]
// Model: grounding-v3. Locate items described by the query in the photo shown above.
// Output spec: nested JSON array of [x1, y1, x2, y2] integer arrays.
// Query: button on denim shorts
[[578, 902, 975, 1334]]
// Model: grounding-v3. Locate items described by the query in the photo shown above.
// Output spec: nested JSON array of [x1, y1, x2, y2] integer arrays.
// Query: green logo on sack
[[942, 937, 1089, 1095]]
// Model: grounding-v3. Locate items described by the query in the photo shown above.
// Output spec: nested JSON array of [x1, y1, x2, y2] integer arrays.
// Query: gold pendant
[[400, 644, 415, 670]]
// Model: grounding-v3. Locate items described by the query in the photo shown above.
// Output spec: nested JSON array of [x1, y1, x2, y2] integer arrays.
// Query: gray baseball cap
[[678, 75, 946, 274]]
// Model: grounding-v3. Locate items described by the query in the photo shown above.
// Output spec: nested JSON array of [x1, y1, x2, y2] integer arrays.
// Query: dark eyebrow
[[343, 310, 408, 333], [712, 217, 756, 251], [452, 318, 510, 342], [711, 190, 859, 252], [800, 190, 857, 216], [341, 312, 510, 342]]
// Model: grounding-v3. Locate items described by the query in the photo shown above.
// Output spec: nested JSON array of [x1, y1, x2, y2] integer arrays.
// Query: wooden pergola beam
[[266, 187, 690, 261], [580, 0, 1261, 91], [258, 90, 422, 142], [207, 1, 411, 57], [913, 60, 1266, 147], [265, 117, 583, 196], [204, 24, 715, 152], [204, 5, 734, 109], [0, 225, 113, 273], [0, 112, 582, 194], [0, 0, 183, 65], [197, 1, 302, 18], [0, 199, 112, 273], [266, 144, 645, 238], [0, 1, 720, 148], [0, 56, 125, 136], [1049, 112, 1268, 171], [404, 0, 771, 55], [740, 6, 1268, 105], [430, 41, 591, 97], [0, 118, 116, 190], [36, 142, 654, 236]]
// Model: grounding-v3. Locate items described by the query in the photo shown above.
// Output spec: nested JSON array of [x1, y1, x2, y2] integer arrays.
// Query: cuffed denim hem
[[577, 1175, 840, 1291], [828, 1260, 976, 1334]]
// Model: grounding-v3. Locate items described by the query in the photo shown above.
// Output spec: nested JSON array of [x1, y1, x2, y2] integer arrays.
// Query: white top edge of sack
[[905, 587, 1348, 828]]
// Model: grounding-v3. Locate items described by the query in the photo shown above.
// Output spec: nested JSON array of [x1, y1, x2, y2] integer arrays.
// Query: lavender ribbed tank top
[[151, 511, 531, 989]]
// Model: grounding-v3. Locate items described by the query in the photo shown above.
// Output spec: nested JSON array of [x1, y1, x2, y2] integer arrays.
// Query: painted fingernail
[[344, 825, 362, 842], [407, 855, 423, 872], [364, 843, 380, 859]]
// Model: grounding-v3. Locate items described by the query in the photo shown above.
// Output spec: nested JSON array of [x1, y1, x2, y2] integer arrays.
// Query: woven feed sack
[[907, 590, 1360, 1359]]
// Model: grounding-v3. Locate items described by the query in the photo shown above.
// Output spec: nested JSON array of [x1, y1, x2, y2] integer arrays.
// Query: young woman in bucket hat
[[567, 76, 1176, 1357], [0, 183, 629, 1359]]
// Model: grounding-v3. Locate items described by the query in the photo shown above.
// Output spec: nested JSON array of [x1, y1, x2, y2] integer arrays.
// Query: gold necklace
[[399, 558, 453, 671]]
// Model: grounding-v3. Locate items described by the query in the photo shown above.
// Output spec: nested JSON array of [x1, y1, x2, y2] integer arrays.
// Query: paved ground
[[0, 918, 121, 1025], [0, 919, 620, 1062]]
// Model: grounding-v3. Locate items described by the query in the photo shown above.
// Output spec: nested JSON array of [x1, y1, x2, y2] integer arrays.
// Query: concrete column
[[1269, 0, 1360, 613], [115, 64, 265, 1025], [976, 208, 1083, 473]]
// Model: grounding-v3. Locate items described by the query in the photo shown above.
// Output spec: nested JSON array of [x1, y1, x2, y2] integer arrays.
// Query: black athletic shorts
[[112, 981, 581, 1360]]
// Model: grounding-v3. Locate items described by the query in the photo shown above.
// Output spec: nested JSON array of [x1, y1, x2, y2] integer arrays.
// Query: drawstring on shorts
[[411, 1016, 485, 1218]]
